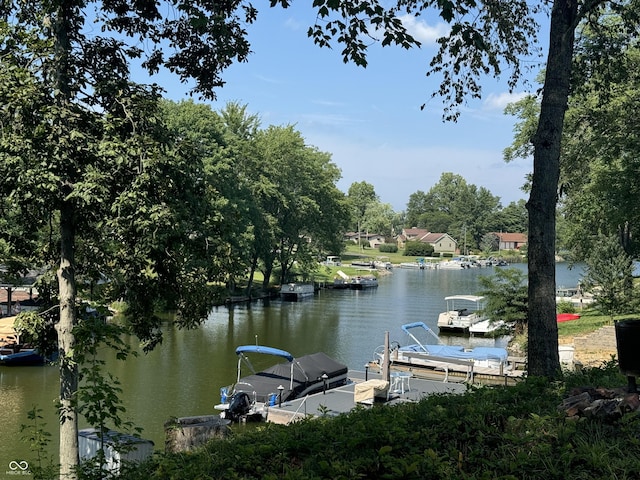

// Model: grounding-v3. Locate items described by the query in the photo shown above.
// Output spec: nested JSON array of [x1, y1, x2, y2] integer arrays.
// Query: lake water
[[0, 262, 585, 466]]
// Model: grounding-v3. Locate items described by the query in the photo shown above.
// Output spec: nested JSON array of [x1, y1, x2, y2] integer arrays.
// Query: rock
[[559, 387, 640, 422]]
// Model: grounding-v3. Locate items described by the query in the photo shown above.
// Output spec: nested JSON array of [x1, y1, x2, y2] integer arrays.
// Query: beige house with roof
[[493, 232, 528, 251], [396, 228, 457, 255]]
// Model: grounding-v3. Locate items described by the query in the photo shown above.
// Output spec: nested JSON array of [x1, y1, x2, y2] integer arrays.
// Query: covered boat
[[349, 275, 378, 290], [396, 322, 507, 369], [217, 345, 348, 421], [279, 283, 315, 301], [0, 346, 50, 366]]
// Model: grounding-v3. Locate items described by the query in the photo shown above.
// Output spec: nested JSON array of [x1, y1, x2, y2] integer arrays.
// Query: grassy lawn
[[339, 243, 425, 265]]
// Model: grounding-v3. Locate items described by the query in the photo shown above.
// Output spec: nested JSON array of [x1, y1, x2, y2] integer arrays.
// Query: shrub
[[403, 241, 434, 257], [378, 243, 398, 253], [557, 301, 576, 314]]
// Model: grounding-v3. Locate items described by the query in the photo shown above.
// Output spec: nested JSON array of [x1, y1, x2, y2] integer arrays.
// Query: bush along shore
[[124, 361, 640, 480]]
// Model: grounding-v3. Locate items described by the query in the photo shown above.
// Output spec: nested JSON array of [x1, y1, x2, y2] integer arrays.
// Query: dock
[[263, 369, 467, 425]]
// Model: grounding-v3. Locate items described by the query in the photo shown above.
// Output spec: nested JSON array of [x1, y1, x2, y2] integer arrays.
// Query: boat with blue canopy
[[374, 322, 510, 382], [217, 345, 348, 422]]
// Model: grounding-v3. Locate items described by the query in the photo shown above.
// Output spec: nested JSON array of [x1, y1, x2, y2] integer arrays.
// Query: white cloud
[[399, 15, 450, 45], [483, 92, 529, 111], [284, 17, 303, 31]]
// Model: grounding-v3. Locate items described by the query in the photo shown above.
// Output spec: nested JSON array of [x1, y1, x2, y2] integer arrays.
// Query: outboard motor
[[225, 392, 252, 422]]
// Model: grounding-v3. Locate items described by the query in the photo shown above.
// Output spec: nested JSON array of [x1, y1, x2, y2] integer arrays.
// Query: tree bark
[[56, 201, 79, 478], [527, 0, 578, 377], [53, 2, 79, 476]]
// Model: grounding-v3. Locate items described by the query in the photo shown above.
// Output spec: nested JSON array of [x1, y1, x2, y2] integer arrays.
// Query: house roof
[[402, 228, 429, 238], [399, 229, 456, 245], [495, 232, 527, 243], [345, 232, 384, 240], [421, 232, 451, 243]]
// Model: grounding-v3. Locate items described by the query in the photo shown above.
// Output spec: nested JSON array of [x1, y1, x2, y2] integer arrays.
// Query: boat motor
[[224, 392, 252, 421]]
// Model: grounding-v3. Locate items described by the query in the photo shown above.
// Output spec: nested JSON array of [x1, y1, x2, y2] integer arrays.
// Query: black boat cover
[[234, 352, 348, 403]]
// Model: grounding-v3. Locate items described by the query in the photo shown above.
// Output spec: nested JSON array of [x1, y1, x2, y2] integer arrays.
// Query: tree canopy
[[405, 173, 509, 251]]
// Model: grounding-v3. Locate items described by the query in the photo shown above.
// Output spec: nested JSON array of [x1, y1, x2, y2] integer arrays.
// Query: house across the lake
[[396, 228, 457, 256], [493, 232, 527, 251], [344, 232, 387, 249]]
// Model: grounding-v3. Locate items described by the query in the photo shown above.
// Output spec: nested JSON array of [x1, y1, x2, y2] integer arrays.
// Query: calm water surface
[[0, 262, 585, 465]]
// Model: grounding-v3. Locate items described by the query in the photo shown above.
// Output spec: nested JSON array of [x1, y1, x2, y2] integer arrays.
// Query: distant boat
[[557, 313, 581, 323], [279, 283, 315, 301], [323, 256, 342, 266], [373, 256, 393, 270], [330, 270, 351, 289], [399, 258, 428, 269], [351, 259, 375, 268], [469, 318, 507, 336], [556, 286, 594, 307], [437, 257, 478, 269], [216, 345, 348, 422], [437, 295, 486, 333], [0, 316, 55, 366], [0, 346, 51, 366], [350, 275, 378, 290]]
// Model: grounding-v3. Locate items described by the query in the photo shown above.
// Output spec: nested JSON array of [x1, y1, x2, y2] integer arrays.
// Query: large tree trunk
[[527, 0, 578, 378], [56, 201, 79, 478], [53, 3, 79, 475]]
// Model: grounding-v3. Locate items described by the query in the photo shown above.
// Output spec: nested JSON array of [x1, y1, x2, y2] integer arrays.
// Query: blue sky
[[156, 5, 545, 212]]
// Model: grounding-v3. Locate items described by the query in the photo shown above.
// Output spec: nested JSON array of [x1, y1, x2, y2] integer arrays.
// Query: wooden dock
[[264, 369, 467, 425]]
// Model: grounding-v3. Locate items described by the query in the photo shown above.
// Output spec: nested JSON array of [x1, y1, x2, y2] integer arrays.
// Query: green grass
[[340, 243, 408, 264], [557, 310, 639, 337]]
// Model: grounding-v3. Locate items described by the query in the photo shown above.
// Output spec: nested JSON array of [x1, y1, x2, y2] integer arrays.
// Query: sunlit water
[[0, 262, 585, 466]]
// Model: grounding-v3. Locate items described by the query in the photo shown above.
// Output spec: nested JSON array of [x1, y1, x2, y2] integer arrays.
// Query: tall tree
[[406, 190, 430, 228], [347, 181, 379, 232], [494, 200, 529, 235], [407, 173, 501, 250], [0, 3, 258, 475], [504, 6, 640, 375], [255, 125, 348, 284], [362, 202, 397, 238], [583, 234, 636, 318]]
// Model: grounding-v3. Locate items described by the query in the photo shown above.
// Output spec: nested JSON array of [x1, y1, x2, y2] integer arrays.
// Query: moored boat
[[469, 318, 508, 336], [350, 275, 378, 290], [556, 286, 594, 308], [0, 316, 55, 366], [216, 345, 348, 422], [437, 295, 486, 333], [374, 322, 510, 381], [279, 283, 315, 301], [331, 270, 351, 289], [437, 258, 479, 269], [373, 256, 393, 270], [0, 345, 50, 366]]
